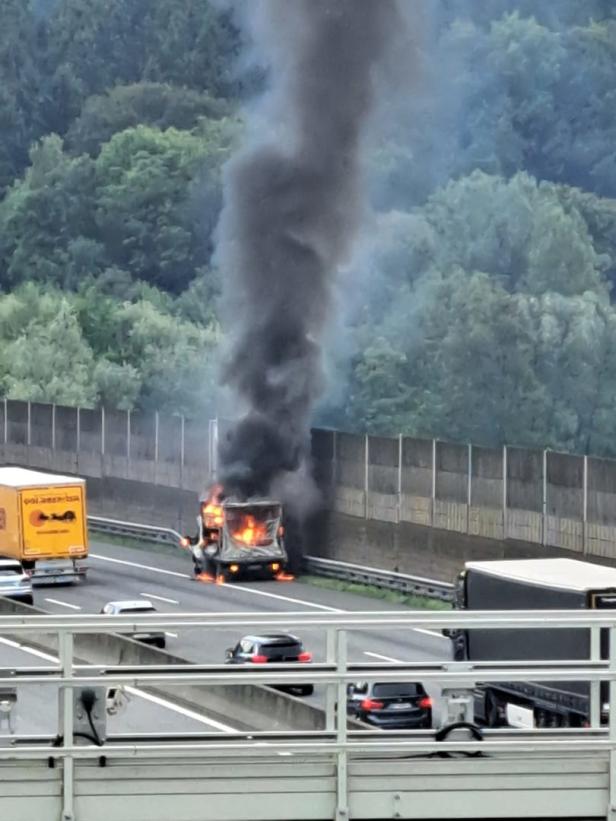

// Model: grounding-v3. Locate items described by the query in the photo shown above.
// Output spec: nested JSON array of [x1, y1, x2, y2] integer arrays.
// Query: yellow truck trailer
[[0, 467, 88, 584]]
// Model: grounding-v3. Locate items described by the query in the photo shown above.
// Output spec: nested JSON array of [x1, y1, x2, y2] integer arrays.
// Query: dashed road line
[[141, 593, 179, 605], [45, 598, 81, 611], [364, 650, 403, 663]]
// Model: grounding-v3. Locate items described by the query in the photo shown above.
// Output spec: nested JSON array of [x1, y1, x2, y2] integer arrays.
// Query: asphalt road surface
[[1, 539, 453, 735]]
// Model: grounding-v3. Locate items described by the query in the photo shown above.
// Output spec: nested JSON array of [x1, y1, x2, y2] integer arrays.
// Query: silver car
[[0, 559, 33, 605], [100, 600, 166, 649]]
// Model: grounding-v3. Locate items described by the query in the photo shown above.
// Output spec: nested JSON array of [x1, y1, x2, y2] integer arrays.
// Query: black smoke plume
[[216, 0, 401, 505]]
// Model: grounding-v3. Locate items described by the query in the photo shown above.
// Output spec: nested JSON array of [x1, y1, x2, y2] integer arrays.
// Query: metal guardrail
[[88, 515, 182, 545], [303, 555, 454, 601], [87, 515, 454, 601]]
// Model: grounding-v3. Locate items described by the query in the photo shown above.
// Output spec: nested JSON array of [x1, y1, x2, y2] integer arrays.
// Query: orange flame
[[215, 574, 226, 586], [275, 571, 295, 582], [196, 572, 215, 584], [232, 515, 269, 546], [202, 484, 225, 528]]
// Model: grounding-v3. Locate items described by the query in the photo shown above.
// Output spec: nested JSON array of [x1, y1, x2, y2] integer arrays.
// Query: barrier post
[[60, 631, 75, 821], [336, 629, 348, 821], [583, 455, 588, 555], [502, 444, 508, 539]]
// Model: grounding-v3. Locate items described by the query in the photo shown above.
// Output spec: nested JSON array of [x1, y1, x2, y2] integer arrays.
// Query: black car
[[225, 633, 314, 696], [347, 681, 432, 729]]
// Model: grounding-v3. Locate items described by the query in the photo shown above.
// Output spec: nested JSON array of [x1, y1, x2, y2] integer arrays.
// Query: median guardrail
[[87, 515, 454, 601]]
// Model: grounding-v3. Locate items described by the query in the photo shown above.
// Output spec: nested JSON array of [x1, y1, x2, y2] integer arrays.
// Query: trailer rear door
[[20, 485, 87, 559]]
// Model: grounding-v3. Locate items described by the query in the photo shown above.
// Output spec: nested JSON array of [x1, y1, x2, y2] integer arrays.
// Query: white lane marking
[[0, 637, 58, 663], [45, 598, 81, 611], [229, 582, 342, 613], [125, 686, 234, 733], [164, 632, 178, 638], [364, 650, 403, 664], [90, 553, 188, 579], [0, 638, 236, 732], [92, 552, 341, 612], [415, 627, 447, 639], [91, 551, 447, 635], [141, 593, 179, 605]]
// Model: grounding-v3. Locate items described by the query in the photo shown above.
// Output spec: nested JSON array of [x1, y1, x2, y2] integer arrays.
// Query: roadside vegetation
[[299, 575, 451, 611], [2, 2, 616, 455]]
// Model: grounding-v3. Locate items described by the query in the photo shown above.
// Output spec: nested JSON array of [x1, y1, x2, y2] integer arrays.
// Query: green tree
[[0, 135, 97, 289], [66, 82, 230, 157], [94, 123, 233, 292], [0, 289, 97, 405]]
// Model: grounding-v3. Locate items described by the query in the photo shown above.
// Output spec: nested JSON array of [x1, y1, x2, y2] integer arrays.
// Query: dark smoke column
[[217, 0, 400, 504]]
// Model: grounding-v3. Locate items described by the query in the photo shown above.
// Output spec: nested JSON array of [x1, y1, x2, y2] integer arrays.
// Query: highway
[[0, 539, 452, 734], [44, 539, 451, 665]]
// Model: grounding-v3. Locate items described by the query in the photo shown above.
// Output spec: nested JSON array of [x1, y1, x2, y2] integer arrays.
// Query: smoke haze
[[216, 0, 402, 507]]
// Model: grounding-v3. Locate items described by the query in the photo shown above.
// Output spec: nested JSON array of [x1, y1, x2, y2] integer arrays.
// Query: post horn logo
[[29, 510, 76, 527]]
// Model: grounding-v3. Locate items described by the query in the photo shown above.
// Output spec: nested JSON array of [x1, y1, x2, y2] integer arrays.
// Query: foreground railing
[[0, 609, 615, 821]]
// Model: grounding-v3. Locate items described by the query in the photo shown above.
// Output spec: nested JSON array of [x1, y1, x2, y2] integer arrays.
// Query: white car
[[100, 600, 166, 649], [0, 559, 33, 605]]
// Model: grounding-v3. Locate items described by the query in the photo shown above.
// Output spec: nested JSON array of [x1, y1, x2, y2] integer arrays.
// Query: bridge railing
[[0, 609, 616, 819]]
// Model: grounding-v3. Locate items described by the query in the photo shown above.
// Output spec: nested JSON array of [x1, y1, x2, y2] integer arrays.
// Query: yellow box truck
[[0, 467, 88, 584]]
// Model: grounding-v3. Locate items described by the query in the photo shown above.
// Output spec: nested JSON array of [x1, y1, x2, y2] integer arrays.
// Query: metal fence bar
[[542, 449, 548, 545], [431, 439, 437, 526], [60, 631, 75, 821], [363, 434, 369, 520], [583, 454, 589, 555], [503, 444, 508, 539], [591, 626, 602, 728]]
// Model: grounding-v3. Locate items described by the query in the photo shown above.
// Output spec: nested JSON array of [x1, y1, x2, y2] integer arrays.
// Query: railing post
[[127, 409, 131, 466], [325, 627, 336, 731], [364, 434, 369, 519], [397, 433, 403, 524], [542, 449, 548, 546], [332, 429, 338, 499], [52, 403, 56, 451], [467, 443, 472, 534], [101, 406, 105, 457], [27, 400, 31, 447], [431, 439, 437, 527], [583, 455, 588, 555], [3, 397, 7, 445], [590, 626, 601, 728], [336, 629, 348, 821], [502, 444, 508, 540], [608, 626, 616, 820], [76, 407, 81, 455], [60, 631, 75, 821], [180, 415, 185, 489]]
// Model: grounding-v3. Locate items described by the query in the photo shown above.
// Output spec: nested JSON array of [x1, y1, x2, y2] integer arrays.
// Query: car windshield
[[372, 683, 423, 698]]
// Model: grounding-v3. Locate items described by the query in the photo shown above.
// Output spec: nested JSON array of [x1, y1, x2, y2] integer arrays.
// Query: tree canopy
[[2, 0, 616, 457]]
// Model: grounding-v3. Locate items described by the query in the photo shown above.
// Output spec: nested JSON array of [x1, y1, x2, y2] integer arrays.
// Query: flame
[[215, 574, 226, 585], [202, 484, 225, 528], [275, 571, 295, 582], [232, 515, 268, 546], [196, 572, 215, 584]]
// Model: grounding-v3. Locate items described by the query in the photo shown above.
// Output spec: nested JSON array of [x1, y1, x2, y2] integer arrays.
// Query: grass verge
[[89, 530, 180, 556], [298, 574, 451, 610]]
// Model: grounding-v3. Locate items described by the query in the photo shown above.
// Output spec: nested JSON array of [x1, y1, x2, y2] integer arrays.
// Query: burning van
[[182, 493, 289, 582]]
